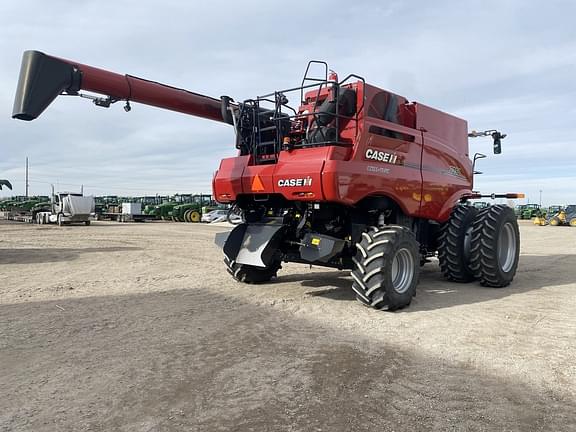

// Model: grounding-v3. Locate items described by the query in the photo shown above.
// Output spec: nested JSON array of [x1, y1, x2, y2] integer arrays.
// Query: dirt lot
[[1, 219, 575, 431]]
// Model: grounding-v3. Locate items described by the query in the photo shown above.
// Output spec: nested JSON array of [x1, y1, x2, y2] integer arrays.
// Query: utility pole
[[25, 157, 29, 197], [539, 190, 542, 207]]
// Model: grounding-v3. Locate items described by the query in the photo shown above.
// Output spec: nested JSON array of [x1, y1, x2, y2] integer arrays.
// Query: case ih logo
[[277, 177, 313, 187], [365, 148, 399, 165]]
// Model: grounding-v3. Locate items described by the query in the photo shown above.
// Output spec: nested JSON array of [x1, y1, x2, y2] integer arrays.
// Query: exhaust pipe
[[12, 50, 81, 121]]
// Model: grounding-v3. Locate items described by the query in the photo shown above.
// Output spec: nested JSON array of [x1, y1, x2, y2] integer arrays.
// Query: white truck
[[36, 189, 95, 226]]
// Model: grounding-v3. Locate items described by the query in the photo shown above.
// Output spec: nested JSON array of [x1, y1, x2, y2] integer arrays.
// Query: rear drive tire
[[469, 205, 520, 287], [224, 256, 281, 284], [183, 210, 191, 222], [437, 205, 478, 282], [569, 218, 576, 227], [351, 225, 419, 311], [85, 220, 91, 226]]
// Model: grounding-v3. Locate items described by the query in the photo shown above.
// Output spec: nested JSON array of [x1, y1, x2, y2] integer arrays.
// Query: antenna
[[25, 157, 29, 197]]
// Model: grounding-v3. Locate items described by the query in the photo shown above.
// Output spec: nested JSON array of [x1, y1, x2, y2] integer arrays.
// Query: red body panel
[[214, 84, 473, 223], [415, 103, 473, 221], [213, 156, 249, 201]]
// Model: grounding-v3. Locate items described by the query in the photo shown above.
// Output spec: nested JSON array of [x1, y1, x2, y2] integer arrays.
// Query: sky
[[0, 0, 574, 206]]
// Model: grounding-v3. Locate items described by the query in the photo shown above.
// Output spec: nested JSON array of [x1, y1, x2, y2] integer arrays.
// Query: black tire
[[469, 205, 520, 287], [85, 220, 91, 226], [351, 225, 420, 311], [437, 205, 478, 282], [57, 214, 64, 226], [224, 256, 281, 284]]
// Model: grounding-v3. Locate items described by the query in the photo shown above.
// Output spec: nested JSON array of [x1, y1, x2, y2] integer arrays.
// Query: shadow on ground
[[276, 254, 576, 311], [0, 247, 142, 265], [0, 287, 574, 431]]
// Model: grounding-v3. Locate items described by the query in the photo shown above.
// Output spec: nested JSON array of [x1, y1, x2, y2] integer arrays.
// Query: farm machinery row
[[1, 192, 222, 224], [512, 203, 576, 226], [1, 195, 50, 222], [533, 205, 576, 227], [95, 193, 219, 222]]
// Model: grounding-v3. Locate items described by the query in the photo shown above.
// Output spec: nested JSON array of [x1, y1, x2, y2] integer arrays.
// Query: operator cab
[[221, 61, 363, 165]]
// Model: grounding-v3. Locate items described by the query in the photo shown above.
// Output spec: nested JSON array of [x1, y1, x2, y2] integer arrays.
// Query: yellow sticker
[[311, 238, 321, 246]]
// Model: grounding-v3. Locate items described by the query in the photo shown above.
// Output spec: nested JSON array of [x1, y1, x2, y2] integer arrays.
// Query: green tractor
[[19, 196, 50, 212], [139, 196, 160, 220], [0, 197, 19, 211], [30, 199, 52, 221], [94, 195, 119, 219], [143, 204, 160, 219], [514, 204, 527, 219], [143, 196, 167, 219], [168, 194, 193, 221], [156, 199, 179, 221], [520, 203, 540, 220], [0, 195, 50, 220], [172, 194, 215, 222], [2, 196, 47, 211]]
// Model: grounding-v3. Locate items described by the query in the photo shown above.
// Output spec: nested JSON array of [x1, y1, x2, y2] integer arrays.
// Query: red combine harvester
[[13, 51, 522, 310]]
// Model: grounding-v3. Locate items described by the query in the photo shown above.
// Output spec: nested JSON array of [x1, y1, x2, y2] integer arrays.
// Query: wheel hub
[[391, 248, 415, 294], [498, 222, 517, 273]]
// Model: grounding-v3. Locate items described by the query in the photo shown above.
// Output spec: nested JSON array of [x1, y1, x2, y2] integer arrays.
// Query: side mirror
[[468, 129, 506, 154], [491, 132, 506, 154]]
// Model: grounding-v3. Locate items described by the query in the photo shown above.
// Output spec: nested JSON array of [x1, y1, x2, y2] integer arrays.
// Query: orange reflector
[[251, 175, 265, 192], [293, 192, 315, 198]]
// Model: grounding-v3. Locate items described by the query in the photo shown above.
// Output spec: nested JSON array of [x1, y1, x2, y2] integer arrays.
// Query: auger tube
[[12, 50, 225, 122]]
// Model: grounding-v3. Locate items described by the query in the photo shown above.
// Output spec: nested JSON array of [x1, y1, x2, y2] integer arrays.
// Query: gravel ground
[[1, 219, 575, 431]]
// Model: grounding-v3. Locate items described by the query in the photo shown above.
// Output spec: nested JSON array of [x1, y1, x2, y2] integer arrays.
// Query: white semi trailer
[[36, 188, 95, 226]]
